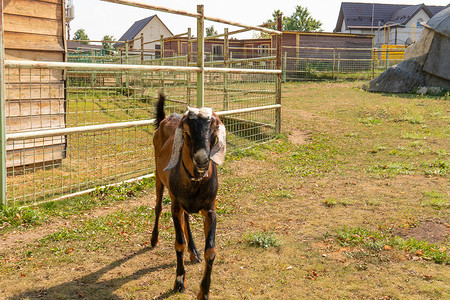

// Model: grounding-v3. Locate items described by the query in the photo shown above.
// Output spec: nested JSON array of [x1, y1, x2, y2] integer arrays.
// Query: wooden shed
[[161, 37, 272, 60], [2, 0, 67, 169]]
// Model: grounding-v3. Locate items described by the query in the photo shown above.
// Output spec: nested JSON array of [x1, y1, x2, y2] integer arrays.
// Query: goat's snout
[[193, 149, 210, 174]]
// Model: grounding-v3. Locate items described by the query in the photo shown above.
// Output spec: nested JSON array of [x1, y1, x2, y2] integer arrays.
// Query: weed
[[365, 199, 382, 206], [421, 191, 449, 210], [335, 226, 448, 264], [244, 230, 281, 248], [359, 117, 382, 125], [265, 189, 294, 201], [368, 162, 414, 177], [401, 132, 425, 140], [421, 159, 449, 176], [0, 206, 46, 229], [324, 198, 337, 207]]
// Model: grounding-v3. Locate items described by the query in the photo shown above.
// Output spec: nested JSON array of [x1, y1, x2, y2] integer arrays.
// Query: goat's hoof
[[174, 275, 186, 293], [197, 291, 209, 300], [190, 250, 202, 263], [150, 236, 158, 248]]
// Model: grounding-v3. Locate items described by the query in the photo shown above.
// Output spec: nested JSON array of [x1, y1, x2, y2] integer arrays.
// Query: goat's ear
[[164, 127, 184, 171], [210, 123, 226, 165]]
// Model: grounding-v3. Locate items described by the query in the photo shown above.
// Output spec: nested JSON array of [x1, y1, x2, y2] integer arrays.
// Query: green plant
[[244, 230, 281, 248], [335, 226, 449, 264], [0, 206, 46, 228], [421, 191, 449, 210]]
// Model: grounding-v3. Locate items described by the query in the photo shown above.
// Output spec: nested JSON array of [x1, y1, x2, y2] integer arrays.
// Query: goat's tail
[[155, 93, 166, 129]]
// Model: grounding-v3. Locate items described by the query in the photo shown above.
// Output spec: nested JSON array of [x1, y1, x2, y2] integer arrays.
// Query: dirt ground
[[1, 81, 448, 299]]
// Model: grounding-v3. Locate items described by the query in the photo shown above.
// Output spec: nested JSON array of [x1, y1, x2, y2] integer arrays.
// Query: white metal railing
[[5, 60, 281, 75]]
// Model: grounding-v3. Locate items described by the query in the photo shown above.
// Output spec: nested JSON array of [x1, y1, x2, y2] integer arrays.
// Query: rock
[[361, 83, 369, 91], [423, 34, 450, 81], [404, 28, 434, 65], [369, 60, 424, 93], [428, 87, 443, 94], [416, 86, 428, 94]]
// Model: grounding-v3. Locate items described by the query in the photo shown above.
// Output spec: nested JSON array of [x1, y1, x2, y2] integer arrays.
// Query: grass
[[1, 81, 449, 299], [335, 226, 448, 265], [0, 178, 155, 232], [244, 231, 282, 249]]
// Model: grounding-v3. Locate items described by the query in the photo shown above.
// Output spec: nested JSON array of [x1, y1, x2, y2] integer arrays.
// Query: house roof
[[114, 15, 173, 48], [67, 40, 104, 50], [334, 2, 446, 32]]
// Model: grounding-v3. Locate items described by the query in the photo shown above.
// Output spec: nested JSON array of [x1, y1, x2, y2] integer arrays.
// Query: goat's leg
[[184, 213, 202, 263], [172, 202, 187, 292], [150, 177, 164, 247], [197, 209, 217, 300]]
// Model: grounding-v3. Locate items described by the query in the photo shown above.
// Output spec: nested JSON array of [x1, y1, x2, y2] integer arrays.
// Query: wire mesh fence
[[3, 62, 280, 207], [282, 46, 405, 81]]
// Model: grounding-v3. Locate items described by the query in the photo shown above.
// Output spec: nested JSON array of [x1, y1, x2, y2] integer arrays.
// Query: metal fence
[[0, 1, 282, 207], [282, 46, 405, 81]]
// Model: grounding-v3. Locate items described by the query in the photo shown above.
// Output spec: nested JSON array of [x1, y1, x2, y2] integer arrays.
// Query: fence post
[[372, 49, 375, 79], [223, 28, 229, 110], [187, 27, 191, 106], [0, 1, 6, 205], [332, 48, 336, 79], [125, 39, 129, 89], [283, 51, 287, 83], [337, 53, 341, 80], [140, 33, 144, 64], [276, 13, 282, 135], [160, 35, 165, 92], [197, 4, 205, 108]]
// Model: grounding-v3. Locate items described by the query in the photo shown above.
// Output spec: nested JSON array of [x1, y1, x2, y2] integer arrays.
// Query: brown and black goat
[[151, 94, 226, 299]]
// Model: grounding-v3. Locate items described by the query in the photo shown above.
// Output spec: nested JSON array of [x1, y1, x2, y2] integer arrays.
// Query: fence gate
[[0, 1, 282, 207]]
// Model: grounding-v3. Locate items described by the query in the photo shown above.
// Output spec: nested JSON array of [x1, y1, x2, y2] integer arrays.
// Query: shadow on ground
[[11, 246, 175, 300]]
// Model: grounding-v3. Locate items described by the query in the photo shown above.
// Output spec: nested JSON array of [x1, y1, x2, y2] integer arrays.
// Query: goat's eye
[[213, 136, 218, 145]]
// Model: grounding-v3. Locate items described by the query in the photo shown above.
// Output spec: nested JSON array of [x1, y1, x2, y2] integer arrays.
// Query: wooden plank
[[6, 114, 66, 133], [4, 14, 62, 36], [6, 136, 65, 151], [5, 68, 63, 83], [6, 83, 64, 100], [4, 32, 64, 52], [5, 49, 64, 61], [3, 0, 62, 21], [6, 99, 65, 117], [6, 143, 65, 168]]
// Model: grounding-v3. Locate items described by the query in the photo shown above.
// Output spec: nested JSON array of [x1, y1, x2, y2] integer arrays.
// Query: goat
[[151, 94, 226, 299]]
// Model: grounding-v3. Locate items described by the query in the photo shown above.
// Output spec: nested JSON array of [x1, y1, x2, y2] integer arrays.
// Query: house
[[334, 2, 446, 47], [3, 0, 67, 169], [115, 15, 173, 58]]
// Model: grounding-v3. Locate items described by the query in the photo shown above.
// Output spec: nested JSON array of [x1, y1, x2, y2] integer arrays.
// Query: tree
[[206, 25, 218, 37], [102, 35, 115, 54], [73, 29, 90, 44], [266, 6, 322, 32], [285, 5, 322, 32]]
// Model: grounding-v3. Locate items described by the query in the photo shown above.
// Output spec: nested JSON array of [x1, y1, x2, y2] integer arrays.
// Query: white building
[[334, 3, 446, 47], [115, 15, 173, 58]]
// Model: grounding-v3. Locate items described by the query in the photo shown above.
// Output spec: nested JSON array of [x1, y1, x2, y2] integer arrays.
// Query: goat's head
[[164, 107, 226, 177]]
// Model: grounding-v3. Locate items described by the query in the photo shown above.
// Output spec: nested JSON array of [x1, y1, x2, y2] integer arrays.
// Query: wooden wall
[[3, 0, 66, 168]]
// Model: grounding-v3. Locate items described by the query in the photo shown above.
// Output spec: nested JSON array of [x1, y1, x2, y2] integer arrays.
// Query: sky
[[69, 0, 448, 41]]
